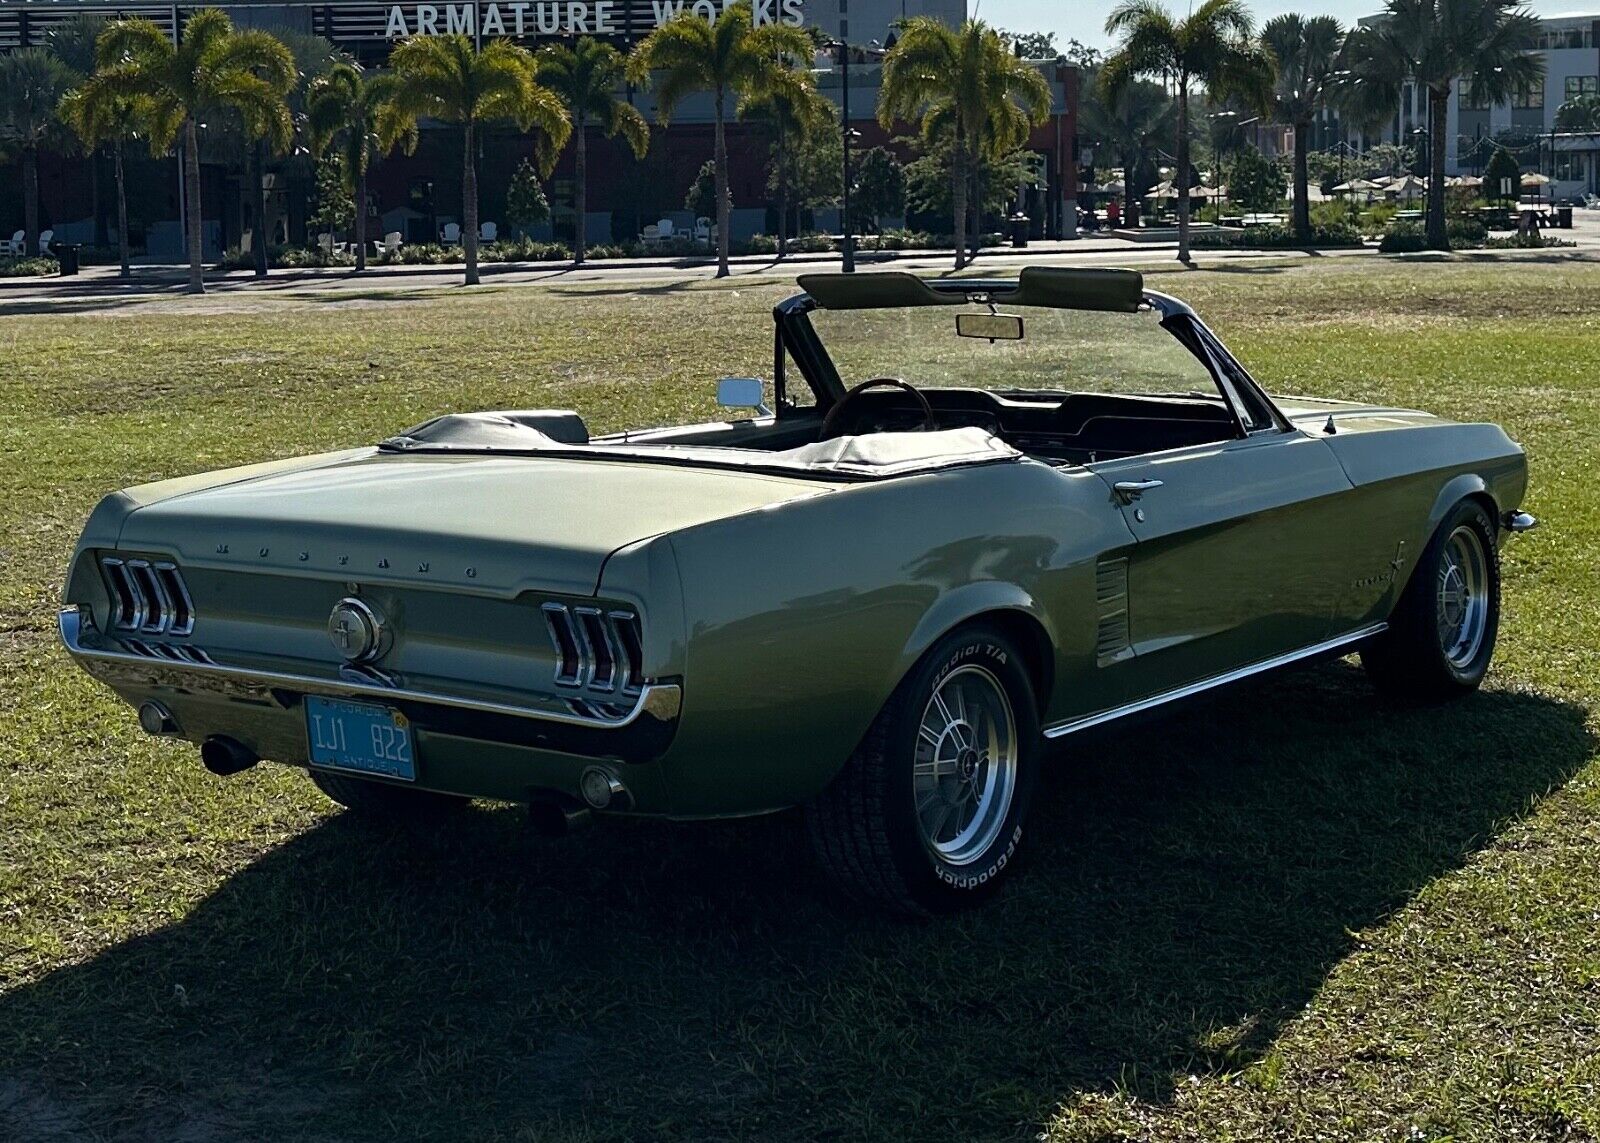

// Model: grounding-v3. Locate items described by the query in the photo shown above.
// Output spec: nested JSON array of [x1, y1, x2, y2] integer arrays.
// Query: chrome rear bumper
[[58, 606, 681, 740]]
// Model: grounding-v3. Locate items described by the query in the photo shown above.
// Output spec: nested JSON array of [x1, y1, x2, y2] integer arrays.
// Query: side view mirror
[[716, 377, 771, 417]]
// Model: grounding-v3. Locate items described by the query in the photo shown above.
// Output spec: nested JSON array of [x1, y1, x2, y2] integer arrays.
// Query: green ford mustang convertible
[[61, 267, 1536, 915]]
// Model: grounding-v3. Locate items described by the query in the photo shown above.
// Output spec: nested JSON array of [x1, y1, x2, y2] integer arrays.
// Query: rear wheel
[[805, 625, 1040, 917], [1362, 498, 1501, 702], [309, 769, 470, 821]]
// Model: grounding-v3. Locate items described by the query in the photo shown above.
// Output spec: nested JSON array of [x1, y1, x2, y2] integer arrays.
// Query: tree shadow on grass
[[0, 664, 1591, 1142]]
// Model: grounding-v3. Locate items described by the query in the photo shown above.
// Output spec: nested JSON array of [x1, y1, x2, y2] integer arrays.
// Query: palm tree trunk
[[184, 118, 205, 294], [574, 111, 587, 265], [1426, 87, 1449, 251], [714, 89, 730, 278], [253, 138, 269, 278], [355, 165, 368, 272], [776, 125, 788, 259], [1124, 148, 1136, 225], [1176, 82, 1191, 264], [22, 146, 39, 257], [115, 141, 130, 279], [1293, 118, 1311, 242], [463, 121, 480, 286], [951, 131, 968, 270]]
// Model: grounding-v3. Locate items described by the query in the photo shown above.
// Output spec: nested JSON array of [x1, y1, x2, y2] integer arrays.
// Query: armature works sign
[[381, 0, 806, 39]]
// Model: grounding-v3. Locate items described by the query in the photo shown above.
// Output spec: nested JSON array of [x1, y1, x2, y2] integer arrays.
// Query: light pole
[[823, 37, 857, 272]]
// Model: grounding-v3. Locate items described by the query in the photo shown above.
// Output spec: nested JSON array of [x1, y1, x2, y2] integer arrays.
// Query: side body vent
[[543, 604, 645, 694], [101, 557, 195, 637], [1094, 558, 1133, 666]]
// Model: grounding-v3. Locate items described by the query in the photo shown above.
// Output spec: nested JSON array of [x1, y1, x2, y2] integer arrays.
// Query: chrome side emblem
[[328, 597, 386, 663]]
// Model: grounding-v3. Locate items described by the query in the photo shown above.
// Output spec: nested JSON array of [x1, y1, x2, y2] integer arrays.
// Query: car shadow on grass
[[0, 663, 1591, 1142]]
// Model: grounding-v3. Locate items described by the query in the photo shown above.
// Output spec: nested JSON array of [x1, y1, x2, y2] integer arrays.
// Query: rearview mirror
[[956, 312, 1025, 341], [716, 377, 770, 416]]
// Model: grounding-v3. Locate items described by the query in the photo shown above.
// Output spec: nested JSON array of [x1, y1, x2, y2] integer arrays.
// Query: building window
[[1565, 76, 1599, 101], [1459, 80, 1489, 110], [1512, 76, 1544, 109], [1553, 153, 1587, 181]]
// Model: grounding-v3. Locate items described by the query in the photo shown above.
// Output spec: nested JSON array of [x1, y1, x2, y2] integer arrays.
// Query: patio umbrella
[[1522, 172, 1552, 202], [1144, 181, 1179, 200], [1456, 175, 1484, 188], [1333, 178, 1380, 193], [1387, 174, 1427, 199], [1372, 175, 1396, 186]]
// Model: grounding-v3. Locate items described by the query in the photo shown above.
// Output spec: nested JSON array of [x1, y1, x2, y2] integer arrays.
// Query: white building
[[1351, 10, 1599, 197]]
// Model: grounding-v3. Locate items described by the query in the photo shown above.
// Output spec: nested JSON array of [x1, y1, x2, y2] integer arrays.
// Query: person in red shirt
[[1106, 198, 1122, 228]]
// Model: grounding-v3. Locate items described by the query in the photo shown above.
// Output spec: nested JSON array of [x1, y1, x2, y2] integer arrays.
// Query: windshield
[[809, 304, 1221, 398]]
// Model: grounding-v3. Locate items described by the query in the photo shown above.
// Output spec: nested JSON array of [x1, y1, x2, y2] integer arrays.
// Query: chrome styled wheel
[[1437, 524, 1490, 670], [913, 664, 1019, 866]]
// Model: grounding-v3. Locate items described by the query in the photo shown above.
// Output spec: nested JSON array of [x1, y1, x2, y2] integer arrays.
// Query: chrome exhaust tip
[[200, 735, 259, 777], [138, 701, 181, 737], [578, 766, 631, 811]]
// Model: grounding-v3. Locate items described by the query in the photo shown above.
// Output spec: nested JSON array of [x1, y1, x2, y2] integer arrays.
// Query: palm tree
[[1077, 74, 1174, 224], [380, 34, 568, 286], [0, 49, 78, 257], [878, 18, 1052, 270], [1262, 14, 1344, 242], [307, 62, 397, 273], [85, 11, 294, 293], [538, 38, 649, 265], [740, 68, 833, 257], [58, 81, 143, 277], [1341, 0, 1542, 251], [628, 4, 813, 277], [1102, 0, 1275, 263]]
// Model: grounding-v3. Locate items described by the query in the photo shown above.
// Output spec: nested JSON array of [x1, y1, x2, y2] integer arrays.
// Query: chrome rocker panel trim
[[59, 606, 682, 730], [1042, 622, 1389, 739]]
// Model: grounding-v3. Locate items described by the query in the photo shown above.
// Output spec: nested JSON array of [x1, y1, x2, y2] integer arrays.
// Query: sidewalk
[[0, 233, 1144, 293]]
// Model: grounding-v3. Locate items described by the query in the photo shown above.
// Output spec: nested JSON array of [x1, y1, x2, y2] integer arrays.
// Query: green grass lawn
[[1, 256, 1598, 1141]]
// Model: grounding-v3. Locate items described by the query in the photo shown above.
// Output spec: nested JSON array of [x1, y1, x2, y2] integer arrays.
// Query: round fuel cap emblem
[[328, 597, 384, 663]]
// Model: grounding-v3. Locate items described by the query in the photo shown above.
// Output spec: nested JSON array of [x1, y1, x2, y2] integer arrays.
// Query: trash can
[[55, 243, 81, 276], [1557, 206, 1573, 229], [1009, 213, 1030, 248]]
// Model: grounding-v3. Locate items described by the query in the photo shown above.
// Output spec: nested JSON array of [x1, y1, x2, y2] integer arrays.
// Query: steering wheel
[[820, 378, 938, 440]]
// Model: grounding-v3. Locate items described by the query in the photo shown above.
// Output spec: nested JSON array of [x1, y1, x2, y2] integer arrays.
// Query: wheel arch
[[1427, 473, 1500, 538], [893, 584, 1057, 716]]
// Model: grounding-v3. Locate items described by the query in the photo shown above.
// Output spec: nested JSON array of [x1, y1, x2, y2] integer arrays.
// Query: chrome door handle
[[1112, 479, 1164, 505]]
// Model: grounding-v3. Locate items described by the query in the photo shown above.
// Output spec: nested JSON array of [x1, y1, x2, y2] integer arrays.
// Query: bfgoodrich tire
[[1362, 498, 1501, 703], [309, 769, 471, 821], [805, 625, 1040, 917]]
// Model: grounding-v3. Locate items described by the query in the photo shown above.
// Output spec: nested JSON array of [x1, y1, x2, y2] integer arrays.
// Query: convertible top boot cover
[[385, 410, 591, 449]]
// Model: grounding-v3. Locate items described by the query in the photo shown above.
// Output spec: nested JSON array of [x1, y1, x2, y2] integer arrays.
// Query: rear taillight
[[542, 604, 644, 693]]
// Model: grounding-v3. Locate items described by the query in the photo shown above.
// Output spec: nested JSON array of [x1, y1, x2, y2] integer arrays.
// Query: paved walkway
[[4, 212, 1598, 303]]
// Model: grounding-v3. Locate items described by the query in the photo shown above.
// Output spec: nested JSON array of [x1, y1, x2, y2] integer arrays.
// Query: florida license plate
[[306, 696, 416, 781]]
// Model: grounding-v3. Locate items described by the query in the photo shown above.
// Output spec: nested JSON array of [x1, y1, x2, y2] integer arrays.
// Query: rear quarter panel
[[632, 460, 1133, 817]]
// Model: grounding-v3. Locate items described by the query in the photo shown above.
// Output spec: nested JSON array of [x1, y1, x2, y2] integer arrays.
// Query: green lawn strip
[[0, 258, 1597, 1140]]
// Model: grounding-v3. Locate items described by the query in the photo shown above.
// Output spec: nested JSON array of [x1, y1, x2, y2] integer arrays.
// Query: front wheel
[[1362, 498, 1501, 702], [805, 625, 1040, 917]]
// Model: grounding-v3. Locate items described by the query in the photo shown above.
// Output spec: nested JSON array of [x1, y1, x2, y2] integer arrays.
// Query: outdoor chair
[[641, 224, 661, 245], [693, 217, 712, 243], [1, 230, 22, 256], [441, 222, 461, 244], [373, 231, 403, 259], [479, 221, 497, 242], [655, 219, 676, 241], [38, 229, 53, 254], [316, 232, 335, 255]]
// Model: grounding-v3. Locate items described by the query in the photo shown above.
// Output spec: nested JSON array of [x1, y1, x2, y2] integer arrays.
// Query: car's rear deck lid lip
[[59, 607, 681, 731]]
